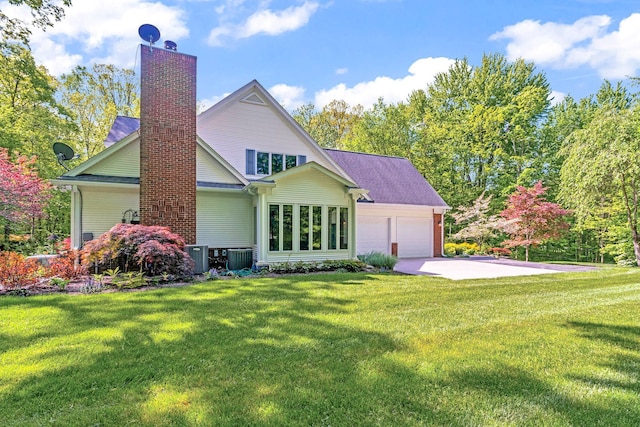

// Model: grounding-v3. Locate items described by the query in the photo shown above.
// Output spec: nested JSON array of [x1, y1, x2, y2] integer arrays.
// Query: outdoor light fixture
[[122, 209, 140, 224]]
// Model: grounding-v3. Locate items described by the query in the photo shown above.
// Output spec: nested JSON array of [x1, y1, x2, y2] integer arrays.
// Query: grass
[[1, 268, 639, 426]]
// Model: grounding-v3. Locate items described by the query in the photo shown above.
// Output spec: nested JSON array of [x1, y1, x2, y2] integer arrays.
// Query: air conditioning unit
[[227, 248, 253, 270], [186, 245, 209, 274]]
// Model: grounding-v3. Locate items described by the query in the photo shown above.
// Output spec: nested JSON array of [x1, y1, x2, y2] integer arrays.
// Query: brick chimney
[[139, 44, 197, 244]]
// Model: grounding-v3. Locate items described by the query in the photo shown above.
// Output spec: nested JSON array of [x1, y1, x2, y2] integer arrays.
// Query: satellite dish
[[164, 40, 177, 51], [138, 24, 160, 45], [52, 142, 76, 171]]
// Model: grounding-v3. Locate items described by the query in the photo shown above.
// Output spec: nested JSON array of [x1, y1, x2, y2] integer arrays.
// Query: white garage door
[[357, 216, 389, 255], [397, 217, 433, 258]]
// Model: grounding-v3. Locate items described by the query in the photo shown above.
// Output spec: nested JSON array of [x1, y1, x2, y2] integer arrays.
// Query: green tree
[[0, 43, 74, 177], [0, 0, 71, 44], [415, 53, 551, 208], [560, 105, 640, 266], [59, 64, 139, 158], [292, 100, 363, 149]]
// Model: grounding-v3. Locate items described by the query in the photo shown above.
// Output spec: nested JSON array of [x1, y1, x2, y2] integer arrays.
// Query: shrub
[[444, 242, 481, 256], [489, 247, 512, 257], [358, 251, 398, 269], [81, 224, 194, 277], [47, 244, 86, 280], [269, 259, 366, 274], [0, 251, 41, 289]]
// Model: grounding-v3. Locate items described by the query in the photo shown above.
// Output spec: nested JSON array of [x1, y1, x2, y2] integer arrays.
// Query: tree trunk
[[525, 245, 529, 262], [634, 237, 640, 267]]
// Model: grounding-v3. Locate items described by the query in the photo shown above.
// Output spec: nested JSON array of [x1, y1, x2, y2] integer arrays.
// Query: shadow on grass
[[0, 274, 459, 425], [2, 274, 639, 425]]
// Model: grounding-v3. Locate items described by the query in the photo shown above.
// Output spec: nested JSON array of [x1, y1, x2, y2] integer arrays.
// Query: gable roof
[[104, 116, 140, 147], [325, 149, 449, 207]]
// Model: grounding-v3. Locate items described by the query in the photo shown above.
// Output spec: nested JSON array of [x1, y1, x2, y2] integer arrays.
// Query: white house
[[53, 44, 448, 268]]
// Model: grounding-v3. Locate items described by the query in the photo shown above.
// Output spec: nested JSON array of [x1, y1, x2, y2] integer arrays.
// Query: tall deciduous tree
[[59, 64, 139, 158], [501, 181, 570, 262], [292, 100, 363, 149], [0, 0, 71, 44], [0, 43, 74, 177], [560, 106, 640, 265], [415, 53, 551, 208]]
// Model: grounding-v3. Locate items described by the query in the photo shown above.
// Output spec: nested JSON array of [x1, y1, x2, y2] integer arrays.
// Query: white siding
[[196, 144, 242, 184], [197, 97, 342, 178], [197, 191, 253, 248], [84, 140, 140, 177], [269, 168, 349, 206], [81, 187, 139, 239]]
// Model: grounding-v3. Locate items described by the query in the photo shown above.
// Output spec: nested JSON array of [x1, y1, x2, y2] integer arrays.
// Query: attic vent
[[241, 93, 266, 105]]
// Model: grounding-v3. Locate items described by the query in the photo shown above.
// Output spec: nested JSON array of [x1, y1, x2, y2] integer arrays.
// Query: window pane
[[312, 206, 322, 251], [257, 152, 270, 175], [286, 155, 297, 169], [328, 207, 337, 250], [269, 205, 279, 251], [272, 153, 283, 174], [300, 205, 309, 251], [340, 207, 348, 250], [283, 205, 293, 251]]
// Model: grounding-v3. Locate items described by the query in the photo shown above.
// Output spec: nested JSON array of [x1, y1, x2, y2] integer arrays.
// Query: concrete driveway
[[394, 256, 596, 280]]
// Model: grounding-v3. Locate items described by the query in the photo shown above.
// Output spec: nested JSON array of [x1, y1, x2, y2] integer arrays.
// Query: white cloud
[[269, 83, 306, 110], [314, 57, 455, 108], [491, 13, 640, 79], [335, 67, 349, 75], [3, 0, 189, 75], [208, 1, 319, 46], [549, 90, 566, 106]]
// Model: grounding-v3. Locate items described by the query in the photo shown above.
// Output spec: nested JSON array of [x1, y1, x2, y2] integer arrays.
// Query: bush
[[0, 251, 41, 289], [81, 224, 194, 277], [488, 247, 512, 257], [47, 243, 86, 280], [358, 251, 398, 269], [444, 242, 481, 256], [269, 259, 366, 274]]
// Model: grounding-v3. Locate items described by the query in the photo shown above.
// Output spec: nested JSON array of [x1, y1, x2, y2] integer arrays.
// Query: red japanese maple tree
[[501, 181, 570, 261], [0, 148, 51, 225]]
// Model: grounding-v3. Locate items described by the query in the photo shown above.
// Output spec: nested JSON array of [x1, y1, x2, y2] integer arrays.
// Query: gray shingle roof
[[325, 149, 448, 207], [104, 116, 140, 147]]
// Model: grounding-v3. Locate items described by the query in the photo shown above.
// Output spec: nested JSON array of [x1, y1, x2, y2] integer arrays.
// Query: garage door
[[397, 217, 433, 258], [357, 216, 389, 255]]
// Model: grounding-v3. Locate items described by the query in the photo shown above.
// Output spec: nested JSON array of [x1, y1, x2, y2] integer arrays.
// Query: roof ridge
[[324, 148, 407, 160]]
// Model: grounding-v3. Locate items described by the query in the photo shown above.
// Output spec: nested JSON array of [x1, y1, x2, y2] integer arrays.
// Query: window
[[247, 150, 303, 175], [340, 207, 348, 250], [328, 207, 337, 250], [269, 205, 279, 251], [286, 155, 297, 169], [300, 205, 309, 251], [312, 206, 322, 250], [272, 153, 283, 174], [283, 204, 293, 251], [257, 152, 270, 175]]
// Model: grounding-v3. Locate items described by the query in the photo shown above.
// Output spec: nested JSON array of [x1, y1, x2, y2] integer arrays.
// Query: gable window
[[257, 152, 270, 175], [272, 153, 284, 174], [247, 150, 305, 175]]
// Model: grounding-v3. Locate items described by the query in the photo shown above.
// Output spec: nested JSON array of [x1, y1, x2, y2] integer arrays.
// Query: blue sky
[[4, 0, 640, 111]]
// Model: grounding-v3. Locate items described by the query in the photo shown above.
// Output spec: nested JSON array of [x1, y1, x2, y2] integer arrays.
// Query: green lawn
[[1, 268, 639, 426]]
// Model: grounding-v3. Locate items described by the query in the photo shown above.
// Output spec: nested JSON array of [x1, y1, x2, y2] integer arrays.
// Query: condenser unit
[[186, 245, 209, 274], [227, 248, 253, 270]]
